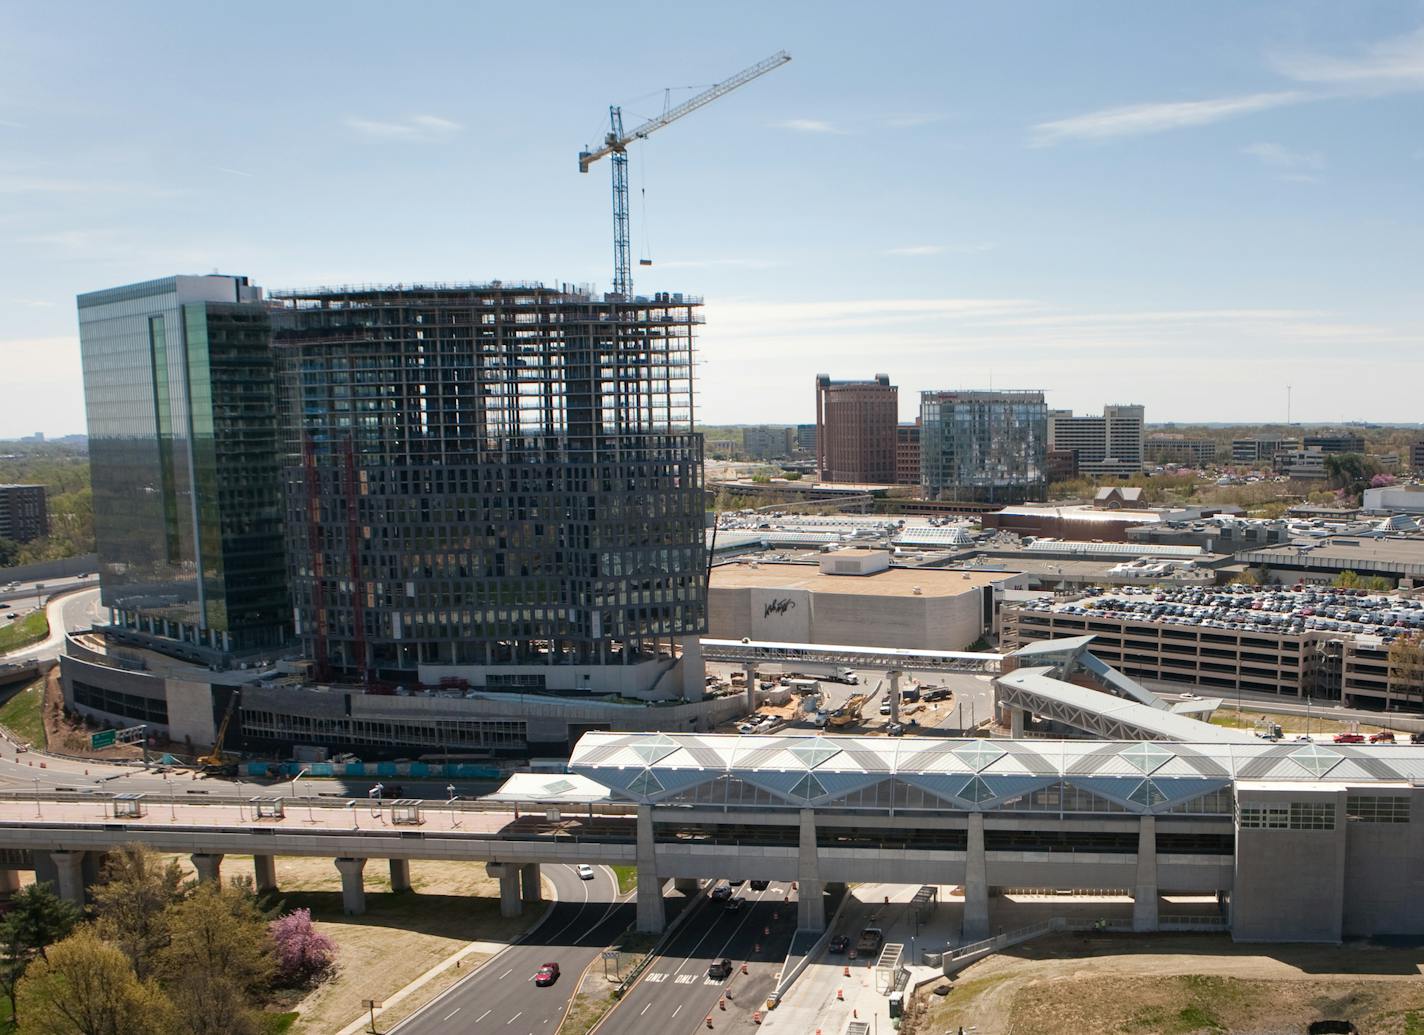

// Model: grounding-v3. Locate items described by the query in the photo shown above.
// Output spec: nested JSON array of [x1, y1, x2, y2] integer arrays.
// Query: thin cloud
[[884, 245, 945, 257], [0, 119, 23, 129], [884, 113, 947, 129], [1272, 26, 1424, 89], [1243, 142, 1324, 171], [1031, 91, 1306, 146], [654, 257, 786, 270], [344, 114, 463, 139], [772, 118, 849, 135], [217, 166, 255, 177]]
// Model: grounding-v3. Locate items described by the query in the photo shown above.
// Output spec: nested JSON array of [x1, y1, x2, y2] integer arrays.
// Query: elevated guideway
[[701, 638, 1003, 674]]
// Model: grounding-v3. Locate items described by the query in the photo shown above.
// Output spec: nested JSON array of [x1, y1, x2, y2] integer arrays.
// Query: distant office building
[[814, 373, 897, 483], [742, 425, 795, 460], [1048, 404, 1144, 478], [1146, 437, 1218, 467], [1231, 437, 1298, 465], [270, 284, 708, 695], [920, 390, 1048, 504], [19, 432, 44, 444], [795, 424, 816, 456], [0, 484, 48, 543], [707, 438, 737, 458], [895, 421, 921, 486], [1304, 434, 1366, 455], [1411, 442, 1424, 472], [75, 275, 289, 658], [1276, 448, 1329, 480], [1045, 448, 1077, 482]]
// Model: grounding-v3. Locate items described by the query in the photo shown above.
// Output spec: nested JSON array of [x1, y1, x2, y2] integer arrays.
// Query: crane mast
[[579, 50, 791, 298]]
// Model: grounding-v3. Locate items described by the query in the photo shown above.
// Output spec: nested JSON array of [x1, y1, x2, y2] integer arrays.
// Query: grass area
[[1210, 707, 1385, 736], [0, 611, 47, 655], [260, 1012, 299, 1034], [1406, 1010, 1424, 1035], [163, 854, 534, 1035], [913, 973, 1012, 1035], [558, 986, 618, 1035], [611, 864, 637, 895], [0, 680, 44, 747]]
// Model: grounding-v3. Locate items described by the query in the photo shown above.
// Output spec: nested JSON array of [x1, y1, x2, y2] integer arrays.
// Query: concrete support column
[[51, 851, 85, 908], [673, 877, 699, 896], [520, 863, 542, 904], [334, 857, 367, 916], [743, 663, 758, 713], [962, 813, 989, 943], [389, 858, 412, 894], [190, 853, 223, 884], [486, 863, 522, 919], [1009, 705, 1025, 739], [679, 637, 705, 702], [0, 869, 20, 894], [634, 805, 664, 934], [888, 670, 901, 723], [253, 855, 277, 895], [1133, 815, 1158, 933], [796, 809, 825, 932]]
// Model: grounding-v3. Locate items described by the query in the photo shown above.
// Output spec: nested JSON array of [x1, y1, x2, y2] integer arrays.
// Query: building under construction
[[270, 283, 709, 699]]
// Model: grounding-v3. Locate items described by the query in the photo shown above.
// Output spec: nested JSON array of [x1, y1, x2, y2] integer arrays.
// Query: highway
[[594, 881, 799, 1035], [391, 863, 636, 1035], [2, 585, 102, 663]]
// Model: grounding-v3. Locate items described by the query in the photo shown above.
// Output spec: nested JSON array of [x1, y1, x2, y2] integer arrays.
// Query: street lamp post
[[368, 782, 384, 818], [293, 767, 313, 823], [32, 777, 40, 819], [162, 774, 176, 820], [447, 784, 460, 829]]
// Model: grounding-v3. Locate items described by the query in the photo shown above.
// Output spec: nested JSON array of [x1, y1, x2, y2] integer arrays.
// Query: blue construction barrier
[[239, 760, 504, 781]]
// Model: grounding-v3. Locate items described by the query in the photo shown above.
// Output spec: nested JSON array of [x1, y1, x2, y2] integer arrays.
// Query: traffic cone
[[753, 1012, 762, 1025], [843, 965, 850, 977], [741, 962, 748, 974], [754, 943, 760, 953], [719, 997, 725, 1011], [705, 1016, 713, 1029], [837, 988, 843, 1001]]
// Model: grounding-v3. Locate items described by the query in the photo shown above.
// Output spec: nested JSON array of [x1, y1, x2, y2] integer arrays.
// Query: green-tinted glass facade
[[76, 276, 289, 657], [920, 389, 1048, 504]]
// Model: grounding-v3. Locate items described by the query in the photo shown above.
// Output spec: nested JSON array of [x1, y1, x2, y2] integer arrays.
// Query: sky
[[1, 1, 1422, 436]]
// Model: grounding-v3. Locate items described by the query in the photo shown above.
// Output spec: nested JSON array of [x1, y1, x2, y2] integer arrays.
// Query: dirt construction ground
[[907, 933, 1424, 1035]]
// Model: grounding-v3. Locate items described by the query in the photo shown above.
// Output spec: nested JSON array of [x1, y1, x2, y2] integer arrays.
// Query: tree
[[268, 908, 336, 987], [1333, 570, 1364, 589], [90, 844, 186, 979], [0, 536, 19, 568], [1388, 632, 1424, 707], [7, 883, 80, 963], [16, 928, 173, 1035], [157, 880, 273, 1035]]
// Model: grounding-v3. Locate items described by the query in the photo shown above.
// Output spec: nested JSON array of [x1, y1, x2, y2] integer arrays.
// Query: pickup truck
[[855, 927, 884, 955]]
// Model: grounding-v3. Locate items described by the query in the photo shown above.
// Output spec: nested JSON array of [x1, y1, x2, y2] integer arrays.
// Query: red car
[[534, 962, 560, 986], [1333, 733, 1365, 744], [1369, 731, 1395, 744]]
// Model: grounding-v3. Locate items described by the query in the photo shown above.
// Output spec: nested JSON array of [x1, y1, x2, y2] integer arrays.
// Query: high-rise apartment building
[[920, 390, 1048, 503], [814, 373, 897, 483], [75, 275, 289, 658], [895, 421, 921, 486], [269, 284, 708, 696], [1048, 404, 1144, 478], [0, 485, 48, 543]]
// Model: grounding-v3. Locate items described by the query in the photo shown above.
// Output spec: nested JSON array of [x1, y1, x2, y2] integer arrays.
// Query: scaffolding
[[270, 284, 708, 682]]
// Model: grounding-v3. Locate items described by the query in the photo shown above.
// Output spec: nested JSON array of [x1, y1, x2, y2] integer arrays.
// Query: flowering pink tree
[[1370, 473, 1398, 488], [269, 908, 337, 986]]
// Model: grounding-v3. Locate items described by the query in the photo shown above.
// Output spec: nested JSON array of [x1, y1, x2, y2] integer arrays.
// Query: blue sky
[[2, 1, 1421, 436]]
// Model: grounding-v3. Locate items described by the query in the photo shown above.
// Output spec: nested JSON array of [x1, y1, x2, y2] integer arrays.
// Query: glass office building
[[920, 389, 1048, 503], [76, 275, 289, 659]]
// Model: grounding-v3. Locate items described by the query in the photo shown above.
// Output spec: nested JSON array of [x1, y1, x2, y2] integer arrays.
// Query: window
[[1345, 795, 1410, 824], [1238, 801, 1334, 830]]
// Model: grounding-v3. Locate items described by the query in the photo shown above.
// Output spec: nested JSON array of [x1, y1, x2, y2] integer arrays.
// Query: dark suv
[[707, 958, 733, 980]]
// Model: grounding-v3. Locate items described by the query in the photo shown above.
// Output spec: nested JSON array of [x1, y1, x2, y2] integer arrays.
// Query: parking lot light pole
[[162, 774, 176, 820], [32, 777, 40, 819], [368, 782, 384, 818], [447, 784, 460, 828], [293, 767, 314, 823]]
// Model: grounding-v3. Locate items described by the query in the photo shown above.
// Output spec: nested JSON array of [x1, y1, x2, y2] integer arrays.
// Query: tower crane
[[579, 50, 791, 298]]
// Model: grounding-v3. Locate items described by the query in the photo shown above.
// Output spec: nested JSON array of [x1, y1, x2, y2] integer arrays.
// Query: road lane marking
[[674, 974, 695, 984], [671, 1004, 683, 1019], [639, 1003, 651, 1015], [645, 972, 667, 982], [475, 1009, 492, 1023], [507, 1011, 522, 1024], [444, 1007, 461, 1020]]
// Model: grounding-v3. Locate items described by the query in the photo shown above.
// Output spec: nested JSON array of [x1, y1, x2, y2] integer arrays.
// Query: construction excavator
[[827, 692, 869, 729], [197, 690, 240, 776]]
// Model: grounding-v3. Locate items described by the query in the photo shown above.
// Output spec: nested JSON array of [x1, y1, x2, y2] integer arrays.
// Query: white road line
[[443, 1007, 461, 1020], [499, 968, 513, 979], [507, 1011, 522, 1024], [639, 1003, 651, 1015], [475, 1009, 492, 1023], [671, 1004, 683, 1019]]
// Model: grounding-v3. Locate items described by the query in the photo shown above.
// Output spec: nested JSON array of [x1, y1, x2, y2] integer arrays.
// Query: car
[[886, 722, 905, 737], [879, 701, 892, 716], [748, 879, 769, 891], [1333, 733, 1365, 744], [724, 896, 744, 912], [707, 958, 733, 980], [576, 864, 595, 880], [728, 878, 745, 886], [1179, 692, 1200, 701], [828, 935, 850, 954], [710, 884, 732, 900], [1368, 731, 1395, 744], [534, 962, 560, 986]]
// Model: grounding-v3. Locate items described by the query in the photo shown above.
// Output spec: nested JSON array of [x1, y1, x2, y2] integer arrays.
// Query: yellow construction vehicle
[[828, 693, 868, 729], [197, 691, 240, 776]]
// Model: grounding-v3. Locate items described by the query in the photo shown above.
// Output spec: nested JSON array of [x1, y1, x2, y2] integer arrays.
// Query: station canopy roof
[[484, 772, 614, 805], [565, 731, 1424, 816]]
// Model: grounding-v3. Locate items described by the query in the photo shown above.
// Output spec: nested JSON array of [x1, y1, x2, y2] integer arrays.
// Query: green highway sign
[[90, 730, 117, 750]]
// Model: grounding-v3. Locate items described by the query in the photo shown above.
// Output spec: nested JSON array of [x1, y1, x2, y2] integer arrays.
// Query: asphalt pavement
[[593, 881, 799, 1035], [391, 863, 633, 1035]]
